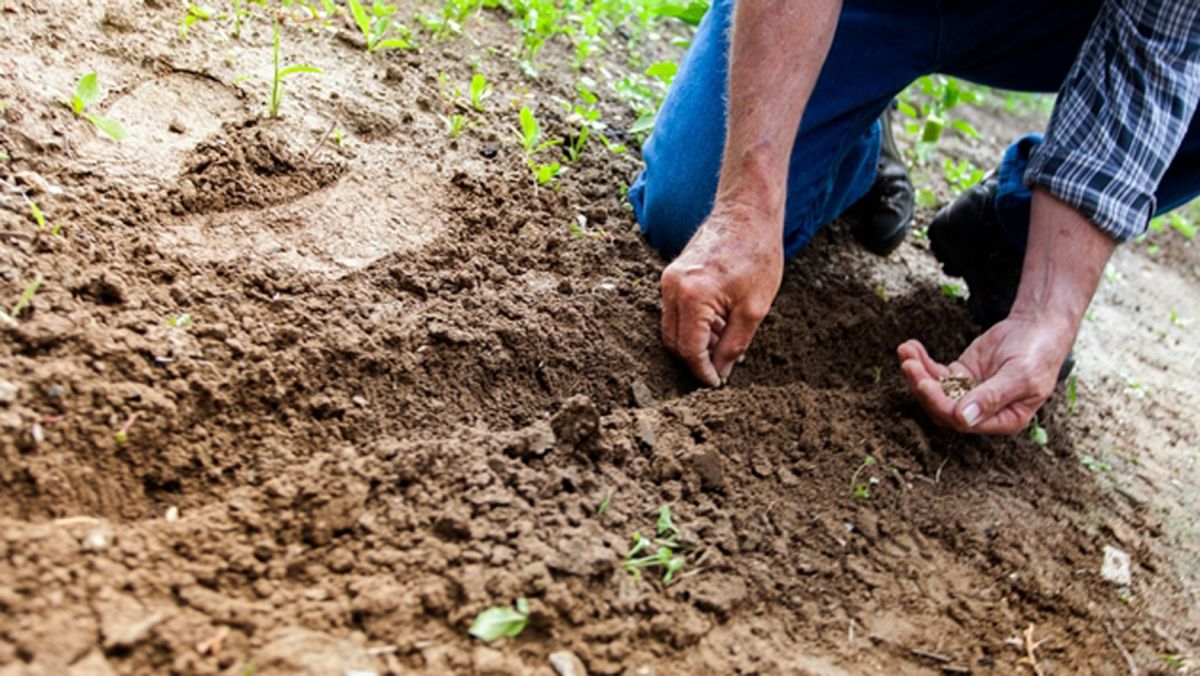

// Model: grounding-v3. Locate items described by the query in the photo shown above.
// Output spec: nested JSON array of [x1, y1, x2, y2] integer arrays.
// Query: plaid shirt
[[1024, 0, 1200, 241]]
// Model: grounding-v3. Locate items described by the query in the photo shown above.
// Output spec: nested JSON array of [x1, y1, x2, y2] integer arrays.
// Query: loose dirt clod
[[940, 374, 979, 400]]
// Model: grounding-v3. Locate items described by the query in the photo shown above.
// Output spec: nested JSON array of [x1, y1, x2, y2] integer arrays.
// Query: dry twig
[[1019, 623, 1047, 676], [1105, 622, 1139, 676]]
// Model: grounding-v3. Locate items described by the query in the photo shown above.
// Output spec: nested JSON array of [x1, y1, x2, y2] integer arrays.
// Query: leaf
[[1027, 423, 1048, 446], [656, 504, 678, 537], [11, 275, 44, 318], [895, 101, 917, 118], [1066, 375, 1078, 414], [920, 116, 944, 144], [347, 0, 371, 41], [84, 114, 127, 141], [373, 38, 413, 51], [468, 600, 529, 643], [75, 72, 99, 111], [29, 201, 45, 229], [629, 112, 656, 135], [949, 119, 979, 138], [651, 0, 709, 26], [645, 61, 678, 84], [518, 106, 538, 150], [279, 65, 323, 78]]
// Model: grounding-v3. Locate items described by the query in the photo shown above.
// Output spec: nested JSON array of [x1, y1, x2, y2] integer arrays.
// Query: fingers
[[712, 305, 765, 381], [676, 301, 721, 387], [956, 367, 1044, 435], [897, 340, 951, 379]]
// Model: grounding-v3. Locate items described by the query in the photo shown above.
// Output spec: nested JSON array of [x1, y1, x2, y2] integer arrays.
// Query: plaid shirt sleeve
[[1023, 0, 1200, 241]]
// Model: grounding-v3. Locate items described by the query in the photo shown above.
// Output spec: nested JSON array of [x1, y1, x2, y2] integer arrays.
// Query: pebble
[[0, 378, 17, 405], [629, 381, 655, 408], [549, 650, 588, 676], [1101, 545, 1132, 585], [164, 506, 179, 522]]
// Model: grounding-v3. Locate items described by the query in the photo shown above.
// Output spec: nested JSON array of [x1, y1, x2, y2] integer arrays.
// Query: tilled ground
[[1, 1, 1198, 674]]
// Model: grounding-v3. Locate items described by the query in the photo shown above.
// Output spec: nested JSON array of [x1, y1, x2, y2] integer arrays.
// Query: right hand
[[660, 202, 784, 387]]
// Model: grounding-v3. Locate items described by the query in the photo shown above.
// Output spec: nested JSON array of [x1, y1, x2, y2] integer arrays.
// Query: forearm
[[1010, 189, 1116, 336], [715, 0, 842, 226]]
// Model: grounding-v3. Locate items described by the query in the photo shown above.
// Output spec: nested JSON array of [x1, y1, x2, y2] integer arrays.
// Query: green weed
[[850, 455, 876, 499], [469, 73, 493, 112], [1027, 416, 1048, 446], [179, 2, 213, 37], [28, 201, 63, 236], [940, 282, 964, 299], [348, 0, 415, 51], [468, 598, 529, 643], [65, 73, 126, 141], [269, 22, 323, 118], [442, 113, 468, 138], [596, 488, 613, 517], [623, 505, 688, 585], [10, 275, 44, 319]]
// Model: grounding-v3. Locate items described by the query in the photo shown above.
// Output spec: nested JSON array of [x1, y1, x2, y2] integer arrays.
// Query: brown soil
[[1, 1, 1198, 674]]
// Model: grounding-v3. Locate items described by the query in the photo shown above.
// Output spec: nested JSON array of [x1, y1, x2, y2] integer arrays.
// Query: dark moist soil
[[2, 1, 1199, 674]]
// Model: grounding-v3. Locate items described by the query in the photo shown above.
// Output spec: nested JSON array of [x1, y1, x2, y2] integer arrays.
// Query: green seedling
[[1169, 309, 1191, 328], [179, 2, 213, 37], [1027, 416, 1048, 445], [872, 365, 883, 384], [10, 275, 44, 319], [850, 455, 876, 499], [915, 188, 938, 209], [623, 505, 689, 585], [596, 488, 613, 517], [114, 412, 141, 445], [168, 313, 193, 329], [28, 201, 63, 236], [468, 598, 529, 643], [442, 113, 468, 138], [64, 73, 126, 141], [531, 161, 560, 185], [348, 0, 415, 52], [1080, 454, 1111, 473], [469, 73, 493, 111], [1066, 374, 1078, 414], [943, 157, 985, 193], [897, 75, 980, 165], [515, 106, 558, 153], [940, 282, 965, 299], [268, 22, 323, 118]]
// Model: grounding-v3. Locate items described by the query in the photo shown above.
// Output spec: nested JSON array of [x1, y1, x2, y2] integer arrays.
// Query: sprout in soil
[[623, 505, 689, 586], [348, 0, 415, 52], [1027, 416, 1048, 446], [64, 73, 126, 141], [469, 73, 493, 112], [28, 200, 62, 236], [8, 275, 44, 320], [468, 598, 529, 643], [269, 22, 323, 119], [849, 455, 876, 499], [441, 113, 468, 139]]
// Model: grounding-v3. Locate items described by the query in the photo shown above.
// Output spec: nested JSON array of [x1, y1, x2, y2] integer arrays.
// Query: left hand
[[897, 313, 1073, 435]]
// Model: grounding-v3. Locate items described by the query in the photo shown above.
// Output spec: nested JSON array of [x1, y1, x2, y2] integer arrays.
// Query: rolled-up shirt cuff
[[1023, 143, 1155, 242]]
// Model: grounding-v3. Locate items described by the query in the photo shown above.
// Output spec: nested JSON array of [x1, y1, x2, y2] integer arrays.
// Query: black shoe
[[843, 106, 913, 256], [929, 177, 1076, 381]]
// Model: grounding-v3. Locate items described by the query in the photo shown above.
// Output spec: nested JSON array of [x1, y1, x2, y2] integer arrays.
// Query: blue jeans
[[629, 0, 1200, 260]]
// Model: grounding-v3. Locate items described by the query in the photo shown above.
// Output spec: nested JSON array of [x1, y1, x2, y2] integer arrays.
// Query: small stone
[[30, 422, 44, 443], [0, 379, 17, 405], [549, 650, 588, 676], [636, 415, 655, 449], [551, 395, 600, 448], [85, 528, 109, 552], [686, 448, 725, 492], [1101, 545, 1132, 585], [165, 506, 179, 522], [629, 381, 655, 408], [168, 119, 187, 134], [352, 395, 369, 407]]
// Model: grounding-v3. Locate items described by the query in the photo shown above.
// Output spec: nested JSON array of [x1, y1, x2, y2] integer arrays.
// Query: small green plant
[[596, 488, 613, 517], [940, 282, 965, 299], [28, 201, 63, 236], [268, 22, 323, 118], [1027, 416, 1048, 445], [179, 2, 213, 37], [1169, 309, 1190, 328], [468, 598, 529, 643], [65, 73, 126, 141], [1066, 374, 1078, 414], [469, 73, 493, 111], [348, 0, 414, 52], [1080, 454, 1111, 473], [623, 505, 688, 585], [943, 157, 985, 193], [10, 275, 44, 319], [897, 75, 980, 165], [442, 113, 468, 138], [850, 455, 876, 499], [871, 365, 883, 384], [168, 313, 193, 329], [515, 106, 562, 186]]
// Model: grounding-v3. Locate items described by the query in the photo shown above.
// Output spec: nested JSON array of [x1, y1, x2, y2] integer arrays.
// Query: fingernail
[[962, 403, 981, 427]]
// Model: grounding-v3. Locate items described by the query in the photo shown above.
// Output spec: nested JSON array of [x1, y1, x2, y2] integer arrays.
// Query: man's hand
[[897, 313, 1071, 434], [899, 188, 1115, 435], [661, 203, 783, 386]]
